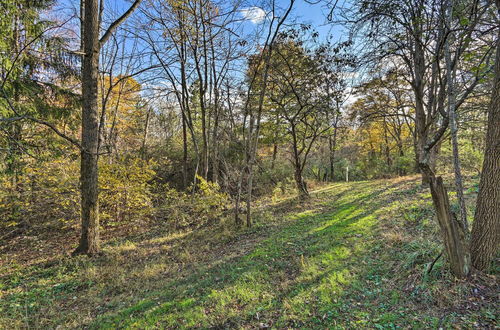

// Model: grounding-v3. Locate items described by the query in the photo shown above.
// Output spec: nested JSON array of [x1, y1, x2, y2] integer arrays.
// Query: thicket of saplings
[[0, 122, 483, 237]]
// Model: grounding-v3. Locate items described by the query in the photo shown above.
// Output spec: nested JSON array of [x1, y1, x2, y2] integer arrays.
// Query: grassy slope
[[0, 176, 497, 328]]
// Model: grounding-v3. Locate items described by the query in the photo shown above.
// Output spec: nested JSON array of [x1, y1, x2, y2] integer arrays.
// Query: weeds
[[0, 176, 497, 328]]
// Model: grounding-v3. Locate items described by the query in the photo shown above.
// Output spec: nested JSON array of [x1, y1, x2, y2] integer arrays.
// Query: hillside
[[0, 176, 497, 328]]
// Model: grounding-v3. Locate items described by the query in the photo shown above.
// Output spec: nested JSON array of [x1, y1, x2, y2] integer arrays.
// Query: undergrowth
[[0, 176, 497, 328]]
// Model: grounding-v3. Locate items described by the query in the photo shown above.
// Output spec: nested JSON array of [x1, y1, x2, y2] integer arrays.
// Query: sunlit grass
[[0, 176, 496, 329]]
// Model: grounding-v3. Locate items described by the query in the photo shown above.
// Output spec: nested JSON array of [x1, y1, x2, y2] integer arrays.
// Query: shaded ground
[[0, 176, 498, 328]]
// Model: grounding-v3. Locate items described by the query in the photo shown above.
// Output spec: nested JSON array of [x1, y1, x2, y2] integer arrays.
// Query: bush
[[99, 157, 155, 226], [155, 176, 229, 229], [0, 156, 156, 233], [394, 155, 414, 176], [0, 159, 80, 231], [271, 177, 296, 202]]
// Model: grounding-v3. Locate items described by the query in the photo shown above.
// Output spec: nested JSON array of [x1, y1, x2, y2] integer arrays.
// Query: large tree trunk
[[420, 143, 470, 277], [74, 0, 141, 255], [74, 0, 100, 256], [470, 13, 500, 271], [413, 37, 430, 186]]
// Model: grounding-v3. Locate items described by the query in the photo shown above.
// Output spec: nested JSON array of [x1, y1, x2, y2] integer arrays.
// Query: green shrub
[[99, 157, 155, 226], [155, 176, 229, 229], [394, 155, 414, 176], [0, 156, 156, 232], [0, 159, 79, 231]]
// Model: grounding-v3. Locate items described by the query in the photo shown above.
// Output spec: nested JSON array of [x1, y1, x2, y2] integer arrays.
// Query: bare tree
[[233, 0, 295, 227]]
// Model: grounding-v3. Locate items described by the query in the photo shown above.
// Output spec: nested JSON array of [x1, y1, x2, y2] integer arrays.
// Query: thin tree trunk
[[234, 171, 243, 226], [445, 0, 468, 232], [329, 126, 338, 181], [141, 106, 151, 160], [181, 109, 188, 189], [271, 144, 278, 169], [234, 1, 295, 226], [383, 119, 392, 169], [291, 124, 309, 198], [271, 113, 279, 170]]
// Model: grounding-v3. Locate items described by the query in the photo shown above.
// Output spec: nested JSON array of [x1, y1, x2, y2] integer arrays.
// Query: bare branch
[[99, 0, 142, 47]]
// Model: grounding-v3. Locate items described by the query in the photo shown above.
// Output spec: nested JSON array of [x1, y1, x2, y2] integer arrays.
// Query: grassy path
[[1, 177, 497, 328]]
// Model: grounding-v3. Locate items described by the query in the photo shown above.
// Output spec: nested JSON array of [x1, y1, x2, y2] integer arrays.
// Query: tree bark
[[271, 144, 278, 169], [141, 106, 151, 160], [470, 10, 500, 271], [181, 109, 188, 189], [412, 34, 430, 186], [294, 167, 308, 198], [328, 123, 338, 181], [428, 176, 470, 277], [74, 0, 141, 256], [74, 0, 100, 256]]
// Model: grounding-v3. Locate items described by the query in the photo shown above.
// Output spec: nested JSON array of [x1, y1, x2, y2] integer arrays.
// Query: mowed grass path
[[1, 177, 497, 328]]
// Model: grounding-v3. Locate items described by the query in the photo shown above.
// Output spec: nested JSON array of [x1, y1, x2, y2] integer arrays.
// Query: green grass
[[1, 176, 497, 328]]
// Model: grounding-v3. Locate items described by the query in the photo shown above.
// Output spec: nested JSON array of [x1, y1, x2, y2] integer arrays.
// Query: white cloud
[[240, 7, 266, 24]]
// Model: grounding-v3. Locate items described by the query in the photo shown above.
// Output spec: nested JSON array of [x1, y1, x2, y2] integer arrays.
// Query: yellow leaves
[[0, 156, 157, 230], [155, 175, 229, 229], [98, 158, 156, 225], [356, 121, 384, 151], [99, 75, 146, 150], [101, 76, 141, 117]]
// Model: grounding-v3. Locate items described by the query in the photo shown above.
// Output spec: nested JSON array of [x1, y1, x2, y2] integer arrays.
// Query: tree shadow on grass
[[89, 181, 413, 329], [2, 177, 430, 328]]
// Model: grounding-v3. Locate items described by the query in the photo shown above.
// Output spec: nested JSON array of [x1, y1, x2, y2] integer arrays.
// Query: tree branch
[[1, 88, 82, 150], [99, 0, 142, 47]]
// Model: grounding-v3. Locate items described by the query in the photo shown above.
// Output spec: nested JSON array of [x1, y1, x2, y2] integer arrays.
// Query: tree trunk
[[444, 0, 468, 231], [271, 143, 277, 170], [397, 141, 405, 176], [420, 146, 470, 277], [470, 12, 500, 271], [383, 120, 392, 169], [413, 47, 429, 186], [328, 133, 336, 181], [74, 0, 100, 256], [181, 110, 188, 189], [294, 167, 308, 198], [428, 176, 470, 277], [140, 106, 151, 160], [245, 164, 254, 228], [329, 113, 339, 181], [234, 171, 243, 226], [74, 0, 141, 255]]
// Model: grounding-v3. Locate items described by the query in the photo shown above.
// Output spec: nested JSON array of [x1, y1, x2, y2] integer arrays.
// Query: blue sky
[[239, 0, 348, 42], [291, 0, 345, 39], [56, 0, 347, 45], [55, 0, 352, 88]]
